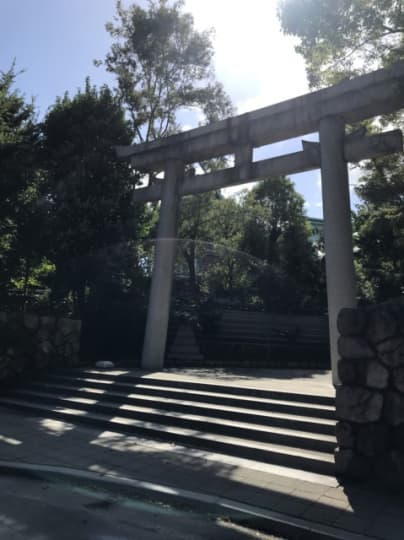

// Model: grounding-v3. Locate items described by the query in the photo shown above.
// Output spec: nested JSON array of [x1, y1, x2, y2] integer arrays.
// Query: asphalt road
[[0, 473, 283, 540]]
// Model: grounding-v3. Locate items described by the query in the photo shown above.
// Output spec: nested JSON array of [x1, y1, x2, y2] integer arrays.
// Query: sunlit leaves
[[99, 0, 233, 143]]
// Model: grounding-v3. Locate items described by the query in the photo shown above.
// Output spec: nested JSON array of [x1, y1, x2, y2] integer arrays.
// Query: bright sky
[[0, 0, 361, 218]]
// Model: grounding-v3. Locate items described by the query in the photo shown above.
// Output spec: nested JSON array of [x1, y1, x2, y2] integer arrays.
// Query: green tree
[[99, 0, 233, 143], [278, 0, 404, 87], [175, 193, 258, 312], [177, 191, 219, 293], [353, 153, 404, 302], [205, 196, 250, 296], [242, 177, 325, 313], [176, 178, 325, 313], [0, 64, 45, 306], [278, 0, 404, 302], [42, 79, 148, 317]]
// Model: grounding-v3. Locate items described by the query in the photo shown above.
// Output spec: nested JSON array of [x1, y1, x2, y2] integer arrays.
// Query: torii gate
[[117, 62, 404, 385]]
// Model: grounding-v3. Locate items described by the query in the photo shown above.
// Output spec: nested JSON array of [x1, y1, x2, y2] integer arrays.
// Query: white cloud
[[348, 165, 364, 192], [316, 171, 322, 190], [184, 0, 308, 114], [315, 201, 323, 208]]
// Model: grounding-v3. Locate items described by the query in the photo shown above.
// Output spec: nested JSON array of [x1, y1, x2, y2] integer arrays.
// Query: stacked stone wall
[[335, 301, 404, 490], [0, 312, 81, 382]]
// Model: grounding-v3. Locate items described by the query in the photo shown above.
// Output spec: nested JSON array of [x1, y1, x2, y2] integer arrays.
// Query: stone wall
[[335, 301, 404, 490], [0, 312, 81, 382]]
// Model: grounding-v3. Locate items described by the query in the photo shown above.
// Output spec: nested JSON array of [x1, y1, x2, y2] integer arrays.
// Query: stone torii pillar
[[320, 116, 357, 386], [141, 159, 184, 370]]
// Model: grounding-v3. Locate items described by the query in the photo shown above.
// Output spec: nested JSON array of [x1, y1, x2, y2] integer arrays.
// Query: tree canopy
[[176, 177, 325, 314], [41, 79, 149, 316], [278, 0, 404, 87], [99, 0, 233, 143], [241, 178, 325, 312], [0, 64, 43, 302], [278, 0, 404, 303]]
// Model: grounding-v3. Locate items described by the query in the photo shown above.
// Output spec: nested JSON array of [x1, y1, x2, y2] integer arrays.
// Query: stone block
[[37, 327, 51, 341], [393, 367, 404, 394], [377, 337, 404, 367], [338, 336, 374, 360], [58, 318, 81, 336], [53, 331, 65, 347], [63, 343, 73, 357], [34, 353, 49, 369], [10, 354, 29, 375], [388, 300, 404, 334], [376, 336, 402, 354], [337, 308, 367, 336], [336, 421, 355, 448], [336, 386, 383, 423], [39, 341, 53, 356], [65, 332, 78, 343], [376, 451, 404, 491], [338, 358, 357, 384], [356, 424, 390, 457], [365, 359, 389, 390], [23, 313, 39, 331], [335, 448, 369, 479], [391, 343, 404, 368], [7, 312, 23, 331], [40, 316, 56, 331], [366, 308, 397, 345], [393, 424, 404, 451], [385, 392, 404, 426]]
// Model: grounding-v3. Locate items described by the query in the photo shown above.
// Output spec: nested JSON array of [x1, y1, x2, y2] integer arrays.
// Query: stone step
[[166, 355, 328, 366], [207, 329, 328, 343], [8, 389, 336, 453], [221, 311, 328, 324], [40, 374, 335, 419], [169, 337, 200, 345], [167, 353, 204, 361], [201, 337, 327, 349], [0, 397, 335, 477], [61, 370, 335, 406], [24, 381, 335, 435], [168, 345, 203, 354], [217, 319, 326, 331]]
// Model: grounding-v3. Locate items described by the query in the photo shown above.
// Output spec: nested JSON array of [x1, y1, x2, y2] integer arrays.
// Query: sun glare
[[185, 0, 308, 112]]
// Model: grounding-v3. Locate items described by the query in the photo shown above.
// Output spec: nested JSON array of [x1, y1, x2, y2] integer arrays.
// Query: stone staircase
[[167, 323, 204, 363], [167, 310, 330, 368], [0, 370, 336, 479]]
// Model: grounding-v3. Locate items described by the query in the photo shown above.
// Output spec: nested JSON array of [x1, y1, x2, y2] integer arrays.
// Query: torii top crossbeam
[[117, 61, 404, 172], [117, 62, 404, 381]]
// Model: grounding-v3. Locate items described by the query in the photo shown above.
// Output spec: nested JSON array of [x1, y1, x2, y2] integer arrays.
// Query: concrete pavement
[[0, 404, 402, 540], [0, 473, 280, 540]]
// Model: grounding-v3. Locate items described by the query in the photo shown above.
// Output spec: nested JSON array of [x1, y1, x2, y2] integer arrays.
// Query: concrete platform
[[103, 368, 335, 397]]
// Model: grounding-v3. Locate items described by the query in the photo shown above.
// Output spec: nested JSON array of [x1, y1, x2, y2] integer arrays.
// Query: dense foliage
[[176, 178, 325, 315], [1, 0, 330, 361], [98, 0, 233, 143], [278, 0, 404, 303], [0, 65, 45, 306], [278, 0, 404, 87], [41, 79, 146, 317]]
